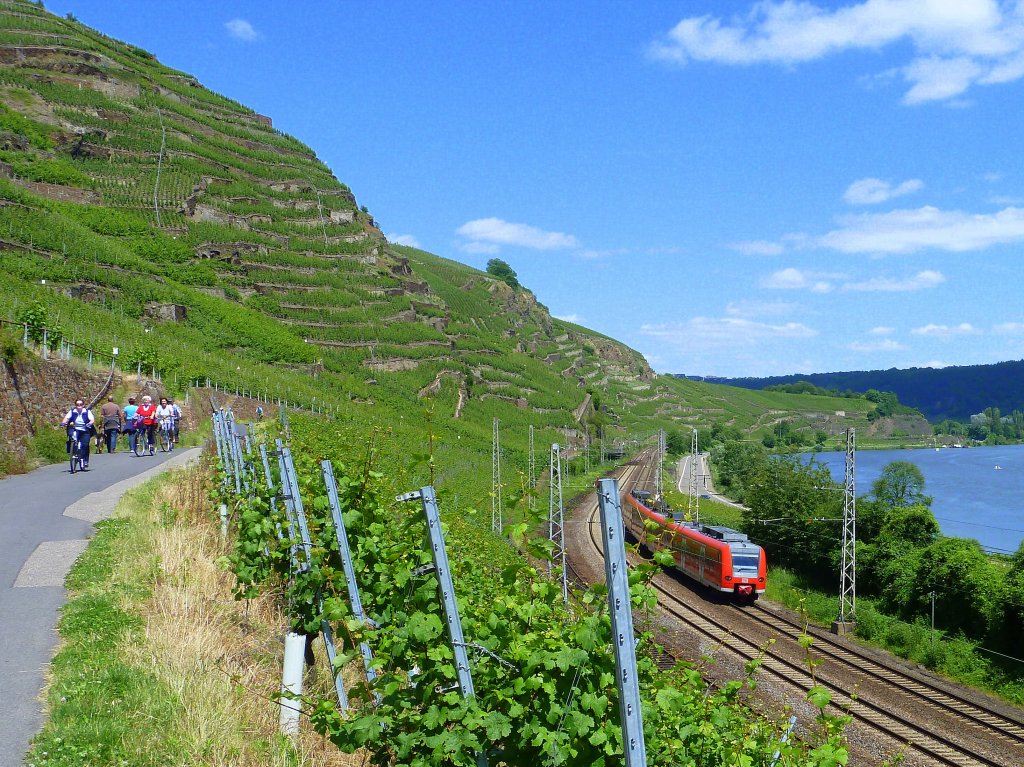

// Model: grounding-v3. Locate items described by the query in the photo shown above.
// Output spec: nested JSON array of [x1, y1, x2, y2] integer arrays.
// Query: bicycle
[[133, 419, 155, 457], [158, 418, 174, 453], [68, 427, 89, 474]]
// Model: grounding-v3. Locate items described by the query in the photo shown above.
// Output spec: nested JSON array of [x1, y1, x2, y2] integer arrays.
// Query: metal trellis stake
[[258, 443, 288, 543], [398, 486, 488, 767], [595, 478, 648, 767], [322, 460, 379, 697], [223, 412, 243, 495], [212, 411, 232, 487], [276, 441, 348, 711]]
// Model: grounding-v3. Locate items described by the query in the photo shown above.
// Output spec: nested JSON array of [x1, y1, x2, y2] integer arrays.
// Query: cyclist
[[60, 398, 95, 469], [135, 395, 158, 455], [155, 396, 175, 452], [122, 396, 139, 454], [169, 397, 182, 444], [99, 395, 121, 453]]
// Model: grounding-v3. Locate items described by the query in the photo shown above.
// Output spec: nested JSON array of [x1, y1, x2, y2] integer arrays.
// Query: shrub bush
[[29, 424, 72, 463]]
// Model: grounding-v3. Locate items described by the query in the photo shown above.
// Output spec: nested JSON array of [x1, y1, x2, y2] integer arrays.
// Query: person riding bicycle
[[135, 395, 158, 456], [169, 397, 182, 444], [61, 398, 95, 469], [155, 397, 175, 451]]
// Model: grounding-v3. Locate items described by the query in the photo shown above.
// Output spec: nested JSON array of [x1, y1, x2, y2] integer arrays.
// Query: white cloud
[[456, 217, 580, 252], [576, 248, 624, 260], [870, 325, 895, 335], [725, 299, 799, 318], [843, 177, 923, 205], [819, 205, 1024, 254], [640, 317, 817, 352], [649, 1, 1024, 104], [225, 18, 259, 42], [729, 239, 786, 255], [911, 322, 982, 337], [555, 313, 585, 324], [760, 267, 839, 293], [460, 240, 500, 255], [902, 55, 985, 104], [849, 338, 906, 352], [842, 269, 945, 291], [994, 322, 1024, 334], [919, 359, 952, 368], [387, 233, 421, 248]]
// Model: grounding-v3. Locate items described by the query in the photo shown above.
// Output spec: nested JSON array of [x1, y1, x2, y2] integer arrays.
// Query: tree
[[665, 429, 687, 456], [878, 504, 940, 548], [486, 258, 519, 289], [743, 455, 841, 579], [871, 461, 931, 508], [912, 538, 1003, 639]]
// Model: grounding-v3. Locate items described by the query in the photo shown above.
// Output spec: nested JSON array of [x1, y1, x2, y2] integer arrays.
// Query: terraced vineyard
[[0, 0, 879, 505]]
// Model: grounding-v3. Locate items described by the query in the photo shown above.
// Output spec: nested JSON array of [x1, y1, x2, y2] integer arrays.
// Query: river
[[806, 444, 1024, 555]]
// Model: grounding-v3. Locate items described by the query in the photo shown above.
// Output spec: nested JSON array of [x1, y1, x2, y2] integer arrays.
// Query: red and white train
[[623, 490, 767, 602]]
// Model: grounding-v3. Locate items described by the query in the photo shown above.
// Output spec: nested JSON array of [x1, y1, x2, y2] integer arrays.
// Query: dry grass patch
[[118, 460, 362, 767]]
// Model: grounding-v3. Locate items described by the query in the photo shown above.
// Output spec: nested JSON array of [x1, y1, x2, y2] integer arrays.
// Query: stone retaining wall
[[0, 357, 122, 452]]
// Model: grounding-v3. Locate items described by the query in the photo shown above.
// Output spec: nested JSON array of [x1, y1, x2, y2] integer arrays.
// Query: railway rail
[[567, 452, 1022, 767]]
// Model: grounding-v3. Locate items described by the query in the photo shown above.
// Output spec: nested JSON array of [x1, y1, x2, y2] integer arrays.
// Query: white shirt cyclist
[[155, 404, 175, 424]]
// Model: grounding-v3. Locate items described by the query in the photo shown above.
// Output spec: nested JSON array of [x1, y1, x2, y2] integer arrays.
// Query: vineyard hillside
[[0, 0, 877, 496]]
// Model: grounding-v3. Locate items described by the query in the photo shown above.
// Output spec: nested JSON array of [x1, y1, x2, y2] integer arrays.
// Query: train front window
[[733, 554, 760, 572]]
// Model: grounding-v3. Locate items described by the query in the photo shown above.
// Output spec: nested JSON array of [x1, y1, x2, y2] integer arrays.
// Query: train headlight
[[758, 578, 764, 583], [725, 576, 732, 581]]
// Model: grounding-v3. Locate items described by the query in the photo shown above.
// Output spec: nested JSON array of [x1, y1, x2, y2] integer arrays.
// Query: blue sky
[[47, 1, 1024, 377]]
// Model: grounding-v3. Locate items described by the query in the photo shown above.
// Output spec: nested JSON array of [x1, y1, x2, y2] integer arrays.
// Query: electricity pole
[[528, 425, 535, 511], [549, 443, 567, 604], [687, 429, 700, 524], [836, 428, 857, 633], [492, 417, 502, 533]]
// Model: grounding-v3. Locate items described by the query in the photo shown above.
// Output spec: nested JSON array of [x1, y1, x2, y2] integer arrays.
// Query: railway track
[[742, 604, 1024, 754], [569, 453, 1021, 767]]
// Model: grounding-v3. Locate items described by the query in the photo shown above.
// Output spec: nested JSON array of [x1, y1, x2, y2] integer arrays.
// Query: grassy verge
[[765, 567, 1024, 706], [27, 459, 356, 767]]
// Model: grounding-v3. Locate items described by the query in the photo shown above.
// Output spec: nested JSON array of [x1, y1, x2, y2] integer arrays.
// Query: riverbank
[[807, 444, 1024, 554]]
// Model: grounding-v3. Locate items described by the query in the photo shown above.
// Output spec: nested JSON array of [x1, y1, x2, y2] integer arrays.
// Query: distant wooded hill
[[692, 360, 1024, 422]]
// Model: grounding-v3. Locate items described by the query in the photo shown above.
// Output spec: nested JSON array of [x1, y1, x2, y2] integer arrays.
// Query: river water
[[807, 444, 1024, 555]]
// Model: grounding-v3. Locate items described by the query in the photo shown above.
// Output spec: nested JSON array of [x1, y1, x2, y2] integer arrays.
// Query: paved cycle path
[[0, 446, 202, 767]]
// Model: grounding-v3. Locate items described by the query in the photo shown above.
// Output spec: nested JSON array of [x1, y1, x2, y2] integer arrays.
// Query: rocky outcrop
[[144, 303, 187, 322], [194, 241, 265, 261], [11, 178, 99, 204]]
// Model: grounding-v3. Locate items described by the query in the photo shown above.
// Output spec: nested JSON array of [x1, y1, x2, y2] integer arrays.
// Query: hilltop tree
[[871, 461, 931, 508], [486, 258, 520, 289]]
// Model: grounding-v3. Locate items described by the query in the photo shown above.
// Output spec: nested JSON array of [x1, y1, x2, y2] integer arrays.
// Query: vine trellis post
[[595, 478, 648, 767], [398, 485, 489, 767], [322, 460, 379, 699], [276, 442, 349, 712]]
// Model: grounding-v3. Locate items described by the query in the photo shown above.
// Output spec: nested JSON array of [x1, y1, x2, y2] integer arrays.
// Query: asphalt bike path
[[0, 445, 203, 767]]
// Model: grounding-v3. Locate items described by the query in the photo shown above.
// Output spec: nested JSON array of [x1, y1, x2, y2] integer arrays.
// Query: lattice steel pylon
[[655, 429, 665, 500], [687, 429, 700, 524], [838, 428, 857, 625], [528, 425, 536, 511], [492, 417, 502, 533], [549, 443, 567, 604]]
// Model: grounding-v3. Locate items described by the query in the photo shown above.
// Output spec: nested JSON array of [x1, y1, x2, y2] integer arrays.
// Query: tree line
[[710, 439, 1024, 661]]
